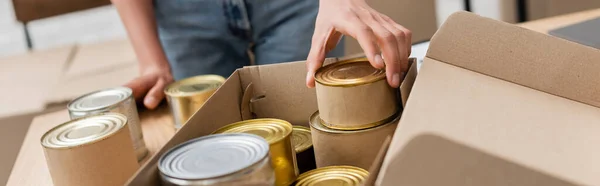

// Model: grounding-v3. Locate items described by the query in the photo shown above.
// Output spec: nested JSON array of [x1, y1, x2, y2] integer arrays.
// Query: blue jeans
[[155, 0, 345, 80]]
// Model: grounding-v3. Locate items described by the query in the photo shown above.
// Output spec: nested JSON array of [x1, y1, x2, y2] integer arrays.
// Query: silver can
[[159, 133, 275, 186], [67, 87, 148, 161]]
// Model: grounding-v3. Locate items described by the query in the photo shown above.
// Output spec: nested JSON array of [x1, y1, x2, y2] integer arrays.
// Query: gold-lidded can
[[164, 74, 225, 129], [292, 126, 316, 175], [158, 133, 275, 186], [41, 113, 139, 186], [67, 86, 147, 161], [295, 166, 369, 186], [309, 111, 399, 169], [213, 119, 298, 186], [314, 57, 398, 130]]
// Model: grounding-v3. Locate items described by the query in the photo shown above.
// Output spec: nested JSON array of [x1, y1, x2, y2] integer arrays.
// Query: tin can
[[164, 75, 225, 129], [309, 111, 399, 169], [159, 133, 275, 186], [314, 57, 398, 130], [292, 126, 316, 174], [294, 166, 369, 186], [213, 119, 298, 186], [67, 87, 147, 161], [41, 113, 139, 186]]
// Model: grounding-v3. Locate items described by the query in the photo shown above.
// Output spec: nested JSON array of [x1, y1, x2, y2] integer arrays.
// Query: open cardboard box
[[129, 11, 600, 185]]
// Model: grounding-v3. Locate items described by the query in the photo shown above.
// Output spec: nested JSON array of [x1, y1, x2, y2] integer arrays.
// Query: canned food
[[67, 87, 147, 161], [295, 166, 369, 186], [164, 75, 225, 129], [158, 133, 275, 186], [292, 126, 316, 174], [314, 57, 398, 130], [309, 111, 399, 169], [41, 113, 139, 186], [213, 119, 298, 186]]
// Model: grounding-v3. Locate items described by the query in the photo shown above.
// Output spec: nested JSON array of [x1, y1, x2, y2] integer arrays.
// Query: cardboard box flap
[[127, 71, 243, 185], [427, 11, 600, 108], [377, 11, 600, 186]]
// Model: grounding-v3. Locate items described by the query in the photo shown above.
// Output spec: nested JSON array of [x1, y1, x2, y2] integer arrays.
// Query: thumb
[[306, 27, 341, 88], [143, 78, 168, 109]]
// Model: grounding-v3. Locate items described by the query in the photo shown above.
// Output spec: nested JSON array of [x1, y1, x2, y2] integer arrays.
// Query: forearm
[[112, 0, 170, 70]]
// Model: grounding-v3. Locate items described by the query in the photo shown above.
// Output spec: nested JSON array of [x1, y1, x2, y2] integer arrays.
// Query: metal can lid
[[159, 133, 270, 181], [41, 113, 127, 149], [309, 111, 399, 134], [295, 166, 369, 186], [315, 57, 386, 87], [212, 119, 293, 144], [68, 87, 132, 112], [292, 126, 312, 153], [164, 75, 225, 97]]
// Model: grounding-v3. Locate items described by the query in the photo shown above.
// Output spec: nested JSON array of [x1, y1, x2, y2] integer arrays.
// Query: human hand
[[124, 65, 174, 109], [306, 0, 411, 88]]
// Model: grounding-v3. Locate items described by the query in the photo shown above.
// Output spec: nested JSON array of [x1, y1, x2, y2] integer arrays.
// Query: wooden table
[[7, 105, 175, 186]]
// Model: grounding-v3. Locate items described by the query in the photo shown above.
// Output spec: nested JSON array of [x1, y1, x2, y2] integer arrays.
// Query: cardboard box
[[129, 11, 600, 186], [377, 11, 600, 185], [126, 53, 418, 185], [527, 0, 600, 21], [345, 0, 437, 55]]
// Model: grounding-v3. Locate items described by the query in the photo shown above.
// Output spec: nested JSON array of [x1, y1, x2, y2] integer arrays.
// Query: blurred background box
[[345, 0, 438, 55], [527, 0, 600, 20]]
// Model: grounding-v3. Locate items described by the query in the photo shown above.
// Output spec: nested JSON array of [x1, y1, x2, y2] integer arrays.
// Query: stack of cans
[[41, 113, 139, 186], [42, 87, 149, 185], [310, 57, 401, 169]]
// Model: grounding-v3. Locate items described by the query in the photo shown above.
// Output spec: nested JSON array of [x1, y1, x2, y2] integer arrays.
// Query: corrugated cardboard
[[527, 0, 600, 21], [377, 11, 600, 185], [344, 0, 437, 55], [127, 54, 417, 185]]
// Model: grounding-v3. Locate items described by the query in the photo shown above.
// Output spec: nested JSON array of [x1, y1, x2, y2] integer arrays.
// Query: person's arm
[[306, 0, 411, 88], [112, 0, 174, 109]]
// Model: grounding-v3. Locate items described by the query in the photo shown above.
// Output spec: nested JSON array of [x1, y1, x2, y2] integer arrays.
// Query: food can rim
[[314, 57, 386, 87], [67, 87, 132, 112], [164, 75, 225, 97], [292, 125, 313, 153], [158, 133, 270, 183], [309, 111, 400, 133], [40, 113, 128, 149], [318, 110, 398, 131], [296, 165, 369, 186], [212, 118, 293, 144]]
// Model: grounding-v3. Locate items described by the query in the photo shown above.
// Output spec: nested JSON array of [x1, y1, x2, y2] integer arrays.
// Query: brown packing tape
[[43, 124, 139, 186], [309, 112, 399, 170]]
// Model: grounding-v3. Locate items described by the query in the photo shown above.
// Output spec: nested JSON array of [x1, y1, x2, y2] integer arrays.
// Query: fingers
[[124, 75, 156, 101], [357, 10, 404, 88], [144, 78, 168, 109], [306, 20, 342, 88], [334, 13, 383, 70]]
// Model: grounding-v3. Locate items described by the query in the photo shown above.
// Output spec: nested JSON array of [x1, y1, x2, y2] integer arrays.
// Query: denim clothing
[[155, 0, 345, 80]]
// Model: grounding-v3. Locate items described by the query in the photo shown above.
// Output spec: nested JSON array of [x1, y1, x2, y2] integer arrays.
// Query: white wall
[[0, 0, 27, 57], [470, 0, 518, 23], [435, 0, 466, 27]]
